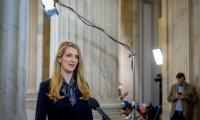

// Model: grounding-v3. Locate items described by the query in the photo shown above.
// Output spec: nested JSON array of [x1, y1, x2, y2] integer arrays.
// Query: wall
[[162, 0, 200, 119]]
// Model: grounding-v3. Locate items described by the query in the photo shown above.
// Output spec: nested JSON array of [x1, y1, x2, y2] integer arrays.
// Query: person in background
[[168, 72, 199, 120], [35, 41, 93, 120]]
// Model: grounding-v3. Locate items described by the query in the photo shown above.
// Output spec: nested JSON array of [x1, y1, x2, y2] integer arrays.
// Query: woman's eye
[[66, 54, 71, 57]]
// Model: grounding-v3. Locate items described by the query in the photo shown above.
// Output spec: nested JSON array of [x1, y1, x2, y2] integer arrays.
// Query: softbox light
[[41, 0, 58, 17], [153, 49, 163, 65]]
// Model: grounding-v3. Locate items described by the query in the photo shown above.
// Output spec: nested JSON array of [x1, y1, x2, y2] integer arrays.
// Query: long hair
[[48, 41, 90, 101]]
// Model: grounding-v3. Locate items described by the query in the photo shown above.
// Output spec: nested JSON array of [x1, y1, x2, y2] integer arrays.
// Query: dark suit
[[35, 80, 93, 120], [167, 82, 199, 120]]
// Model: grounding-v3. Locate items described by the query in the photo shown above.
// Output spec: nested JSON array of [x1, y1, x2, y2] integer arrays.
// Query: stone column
[[190, 0, 200, 119], [132, 0, 142, 103], [26, 0, 38, 103], [161, 0, 170, 118], [0, 0, 28, 119], [162, 0, 191, 119], [26, 0, 50, 110], [119, 0, 135, 100]]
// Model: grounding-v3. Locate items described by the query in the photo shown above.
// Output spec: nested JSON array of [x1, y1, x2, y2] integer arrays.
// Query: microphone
[[88, 97, 111, 120]]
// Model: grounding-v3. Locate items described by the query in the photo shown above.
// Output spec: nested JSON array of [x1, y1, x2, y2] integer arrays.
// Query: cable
[[55, 0, 132, 52]]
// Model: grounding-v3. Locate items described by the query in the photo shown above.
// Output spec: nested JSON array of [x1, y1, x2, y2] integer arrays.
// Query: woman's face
[[59, 47, 79, 73]]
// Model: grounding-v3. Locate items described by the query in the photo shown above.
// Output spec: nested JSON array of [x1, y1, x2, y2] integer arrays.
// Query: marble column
[[162, 0, 191, 119], [119, 0, 135, 101], [190, 0, 200, 119], [26, 0, 50, 110], [0, 0, 28, 119], [50, 0, 119, 104], [26, 0, 38, 102], [133, 0, 142, 103]]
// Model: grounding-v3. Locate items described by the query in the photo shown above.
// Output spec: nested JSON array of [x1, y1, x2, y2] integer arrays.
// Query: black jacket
[[35, 80, 93, 120]]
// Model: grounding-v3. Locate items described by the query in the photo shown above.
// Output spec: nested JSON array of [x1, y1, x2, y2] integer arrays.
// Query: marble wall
[[191, 0, 200, 119], [118, 0, 135, 101], [162, 0, 200, 119], [0, 0, 28, 119], [26, 0, 50, 109]]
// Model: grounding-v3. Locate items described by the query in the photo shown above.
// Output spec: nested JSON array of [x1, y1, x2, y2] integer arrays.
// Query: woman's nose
[[71, 56, 77, 62]]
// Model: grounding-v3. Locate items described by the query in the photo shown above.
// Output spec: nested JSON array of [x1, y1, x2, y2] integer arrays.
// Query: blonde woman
[[35, 41, 92, 120]]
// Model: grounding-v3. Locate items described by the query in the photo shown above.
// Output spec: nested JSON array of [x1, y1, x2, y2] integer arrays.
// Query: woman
[[35, 41, 93, 120]]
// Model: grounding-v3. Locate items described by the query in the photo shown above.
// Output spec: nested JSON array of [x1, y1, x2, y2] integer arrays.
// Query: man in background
[[168, 72, 199, 120]]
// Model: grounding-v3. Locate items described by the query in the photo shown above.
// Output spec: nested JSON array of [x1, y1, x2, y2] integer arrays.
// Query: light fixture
[[153, 49, 163, 65], [41, 0, 58, 17]]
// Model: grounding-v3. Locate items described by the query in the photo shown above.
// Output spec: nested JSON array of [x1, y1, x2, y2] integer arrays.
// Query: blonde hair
[[48, 41, 90, 101]]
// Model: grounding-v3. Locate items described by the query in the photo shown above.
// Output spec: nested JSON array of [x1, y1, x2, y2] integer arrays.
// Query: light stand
[[153, 49, 163, 115], [154, 73, 162, 106], [127, 50, 136, 120]]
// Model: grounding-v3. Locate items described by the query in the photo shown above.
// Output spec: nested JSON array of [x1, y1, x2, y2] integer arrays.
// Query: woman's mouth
[[69, 64, 75, 68]]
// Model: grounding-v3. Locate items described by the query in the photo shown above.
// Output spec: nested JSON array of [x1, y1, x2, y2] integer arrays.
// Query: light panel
[[153, 49, 163, 65], [41, 0, 58, 17]]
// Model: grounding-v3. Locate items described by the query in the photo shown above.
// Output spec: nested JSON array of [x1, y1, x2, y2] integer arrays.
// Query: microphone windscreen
[[88, 97, 100, 110]]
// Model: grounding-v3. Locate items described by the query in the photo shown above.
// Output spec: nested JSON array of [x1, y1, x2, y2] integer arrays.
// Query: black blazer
[[35, 80, 93, 120]]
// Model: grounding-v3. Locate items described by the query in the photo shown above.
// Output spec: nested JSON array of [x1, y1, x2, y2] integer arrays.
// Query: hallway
[[1, 0, 200, 120]]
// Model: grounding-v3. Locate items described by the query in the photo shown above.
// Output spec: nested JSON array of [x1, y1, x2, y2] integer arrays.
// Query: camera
[[154, 73, 162, 82]]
